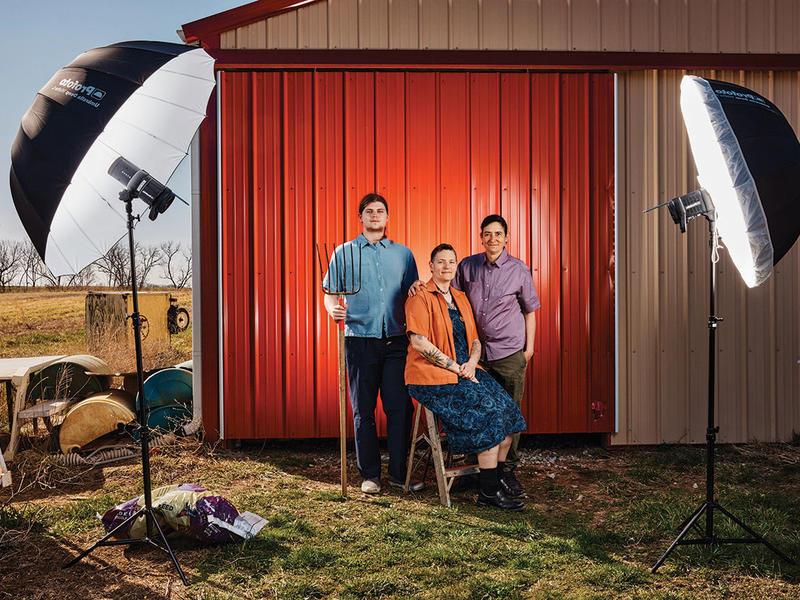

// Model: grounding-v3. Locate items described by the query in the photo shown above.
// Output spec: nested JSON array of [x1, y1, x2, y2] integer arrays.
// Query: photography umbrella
[[681, 76, 800, 286], [10, 40, 215, 276], [648, 76, 799, 572], [8, 40, 215, 585]]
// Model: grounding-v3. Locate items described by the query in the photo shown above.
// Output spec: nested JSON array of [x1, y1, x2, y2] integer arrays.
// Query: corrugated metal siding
[[615, 69, 800, 445], [219, 0, 800, 52], [217, 70, 614, 439]]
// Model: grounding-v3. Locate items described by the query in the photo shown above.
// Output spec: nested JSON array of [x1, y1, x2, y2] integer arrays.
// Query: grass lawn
[[1, 289, 798, 598]]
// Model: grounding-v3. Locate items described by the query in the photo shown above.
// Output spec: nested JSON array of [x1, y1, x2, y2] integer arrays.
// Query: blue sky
[[0, 1, 243, 246]]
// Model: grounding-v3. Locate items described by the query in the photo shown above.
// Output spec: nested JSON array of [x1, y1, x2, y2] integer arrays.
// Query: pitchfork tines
[[316, 242, 362, 296]]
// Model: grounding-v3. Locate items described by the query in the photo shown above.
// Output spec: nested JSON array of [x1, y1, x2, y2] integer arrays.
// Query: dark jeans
[[481, 349, 528, 467], [345, 335, 413, 482]]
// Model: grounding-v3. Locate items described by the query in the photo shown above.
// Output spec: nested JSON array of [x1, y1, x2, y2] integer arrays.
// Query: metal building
[[181, 0, 800, 445]]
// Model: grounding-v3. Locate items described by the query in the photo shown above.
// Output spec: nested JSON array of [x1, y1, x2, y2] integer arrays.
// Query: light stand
[[651, 211, 795, 573], [63, 174, 189, 585]]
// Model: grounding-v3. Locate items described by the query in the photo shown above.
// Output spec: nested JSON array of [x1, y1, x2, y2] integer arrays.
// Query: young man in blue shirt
[[323, 194, 422, 494]]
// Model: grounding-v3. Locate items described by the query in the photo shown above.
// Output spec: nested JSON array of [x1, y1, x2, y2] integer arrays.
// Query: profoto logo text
[[54, 78, 107, 107]]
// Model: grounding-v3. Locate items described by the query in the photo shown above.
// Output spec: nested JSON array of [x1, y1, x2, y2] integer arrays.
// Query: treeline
[[0, 239, 192, 291]]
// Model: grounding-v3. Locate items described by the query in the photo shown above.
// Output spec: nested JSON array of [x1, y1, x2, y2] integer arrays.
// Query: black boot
[[477, 467, 524, 511], [498, 461, 526, 499]]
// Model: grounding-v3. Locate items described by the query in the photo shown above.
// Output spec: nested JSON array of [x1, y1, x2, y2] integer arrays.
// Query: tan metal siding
[[388, 0, 419, 49], [541, 0, 570, 51], [600, 0, 628, 52], [480, 0, 510, 50], [776, 0, 800, 53], [298, 2, 328, 48], [235, 21, 267, 48], [449, 0, 479, 50], [359, 0, 389, 48], [615, 69, 800, 445], [688, 0, 715, 54], [510, 0, 540, 50], [420, 0, 449, 49], [570, 0, 600, 52], [329, 0, 359, 48], [219, 0, 800, 52], [267, 10, 297, 48]]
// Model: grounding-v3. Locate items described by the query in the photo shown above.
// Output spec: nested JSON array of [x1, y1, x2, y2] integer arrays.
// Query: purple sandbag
[[101, 496, 142, 538], [100, 483, 264, 544], [186, 495, 241, 543]]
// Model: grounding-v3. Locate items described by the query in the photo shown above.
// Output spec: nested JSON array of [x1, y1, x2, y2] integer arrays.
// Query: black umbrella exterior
[[680, 75, 800, 287], [10, 40, 215, 276]]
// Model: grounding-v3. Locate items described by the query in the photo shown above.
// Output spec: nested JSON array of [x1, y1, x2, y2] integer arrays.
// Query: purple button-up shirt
[[452, 249, 540, 361]]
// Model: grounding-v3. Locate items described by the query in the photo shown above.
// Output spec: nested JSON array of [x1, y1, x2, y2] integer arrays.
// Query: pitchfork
[[316, 242, 362, 497]]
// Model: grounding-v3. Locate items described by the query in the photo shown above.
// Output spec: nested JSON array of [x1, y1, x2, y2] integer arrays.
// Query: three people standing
[[323, 195, 539, 508]]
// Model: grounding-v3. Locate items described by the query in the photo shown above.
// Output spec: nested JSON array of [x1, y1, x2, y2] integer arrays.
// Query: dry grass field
[[0, 287, 192, 367], [0, 289, 798, 599]]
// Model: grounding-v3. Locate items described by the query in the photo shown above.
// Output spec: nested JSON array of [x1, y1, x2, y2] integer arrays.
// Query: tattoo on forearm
[[421, 348, 455, 369], [411, 334, 455, 369], [470, 339, 480, 358]]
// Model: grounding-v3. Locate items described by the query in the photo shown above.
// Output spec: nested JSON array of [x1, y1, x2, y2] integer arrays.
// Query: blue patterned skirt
[[407, 306, 526, 455]]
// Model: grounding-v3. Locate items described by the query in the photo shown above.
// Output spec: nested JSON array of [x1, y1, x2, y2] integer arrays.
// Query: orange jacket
[[404, 279, 483, 386]]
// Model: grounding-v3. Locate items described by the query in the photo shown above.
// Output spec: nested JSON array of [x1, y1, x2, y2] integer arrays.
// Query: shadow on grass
[[0, 515, 192, 599]]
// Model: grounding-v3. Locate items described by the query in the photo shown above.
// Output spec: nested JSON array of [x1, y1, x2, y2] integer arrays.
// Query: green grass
[[1, 289, 798, 597], [2, 443, 798, 598]]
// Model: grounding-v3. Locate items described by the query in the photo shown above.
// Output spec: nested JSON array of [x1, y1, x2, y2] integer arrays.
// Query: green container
[[146, 404, 193, 434], [136, 367, 192, 411]]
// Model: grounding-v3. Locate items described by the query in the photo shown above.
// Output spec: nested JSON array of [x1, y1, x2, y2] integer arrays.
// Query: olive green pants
[[481, 349, 527, 467]]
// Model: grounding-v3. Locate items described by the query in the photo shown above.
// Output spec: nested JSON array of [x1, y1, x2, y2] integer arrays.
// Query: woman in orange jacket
[[405, 244, 527, 511]]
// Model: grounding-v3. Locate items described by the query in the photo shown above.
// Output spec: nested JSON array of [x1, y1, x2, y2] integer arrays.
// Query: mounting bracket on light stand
[[63, 173, 189, 586]]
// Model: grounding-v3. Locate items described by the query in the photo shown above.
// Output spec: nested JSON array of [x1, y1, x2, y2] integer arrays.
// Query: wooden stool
[[404, 401, 479, 507]]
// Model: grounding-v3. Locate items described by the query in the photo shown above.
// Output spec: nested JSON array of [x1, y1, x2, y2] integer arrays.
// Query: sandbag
[[100, 483, 266, 543]]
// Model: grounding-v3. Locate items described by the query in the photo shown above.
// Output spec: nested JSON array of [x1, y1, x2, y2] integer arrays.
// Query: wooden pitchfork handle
[[337, 298, 348, 497]]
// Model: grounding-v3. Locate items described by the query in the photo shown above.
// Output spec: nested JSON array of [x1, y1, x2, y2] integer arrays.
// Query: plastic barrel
[[146, 404, 193, 435], [59, 389, 135, 454], [136, 367, 192, 411]]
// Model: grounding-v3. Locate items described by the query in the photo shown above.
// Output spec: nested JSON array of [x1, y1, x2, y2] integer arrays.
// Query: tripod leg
[[148, 510, 190, 585], [63, 507, 147, 568], [651, 502, 709, 573], [715, 504, 796, 565], [673, 500, 707, 535]]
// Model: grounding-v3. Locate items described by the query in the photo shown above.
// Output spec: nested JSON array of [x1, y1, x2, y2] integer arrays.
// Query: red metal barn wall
[[217, 70, 614, 440]]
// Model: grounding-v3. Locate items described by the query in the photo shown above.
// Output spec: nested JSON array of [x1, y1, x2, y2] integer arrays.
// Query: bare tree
[[95, 242, 129, 287], [67, 263, 96, 288], [95, 241, 161, 288], [160, 241, 192, 289], [136, 244, 161, 288], [0, 240, 23, 291], [18, 241, 47, 287]]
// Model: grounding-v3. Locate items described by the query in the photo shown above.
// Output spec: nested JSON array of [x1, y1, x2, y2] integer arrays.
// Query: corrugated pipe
[[55, 433, 178, 467]]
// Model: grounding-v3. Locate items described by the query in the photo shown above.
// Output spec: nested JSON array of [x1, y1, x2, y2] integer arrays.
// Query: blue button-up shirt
[[323, 234, 418, 338]]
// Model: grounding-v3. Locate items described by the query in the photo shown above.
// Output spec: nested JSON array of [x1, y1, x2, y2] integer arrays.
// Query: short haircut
[[480, 214, 508, 235], [430, 243, 457, 263], [358, 193, 389, 215]]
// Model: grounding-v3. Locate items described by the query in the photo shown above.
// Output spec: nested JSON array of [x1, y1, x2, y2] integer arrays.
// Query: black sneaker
[[477, 489, 524, 511], [499, 469, 526, 499], [388, 477, 424, 492]]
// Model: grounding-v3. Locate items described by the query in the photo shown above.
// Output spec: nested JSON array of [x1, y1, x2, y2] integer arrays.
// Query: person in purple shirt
[[409, 214, 540, 499]]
